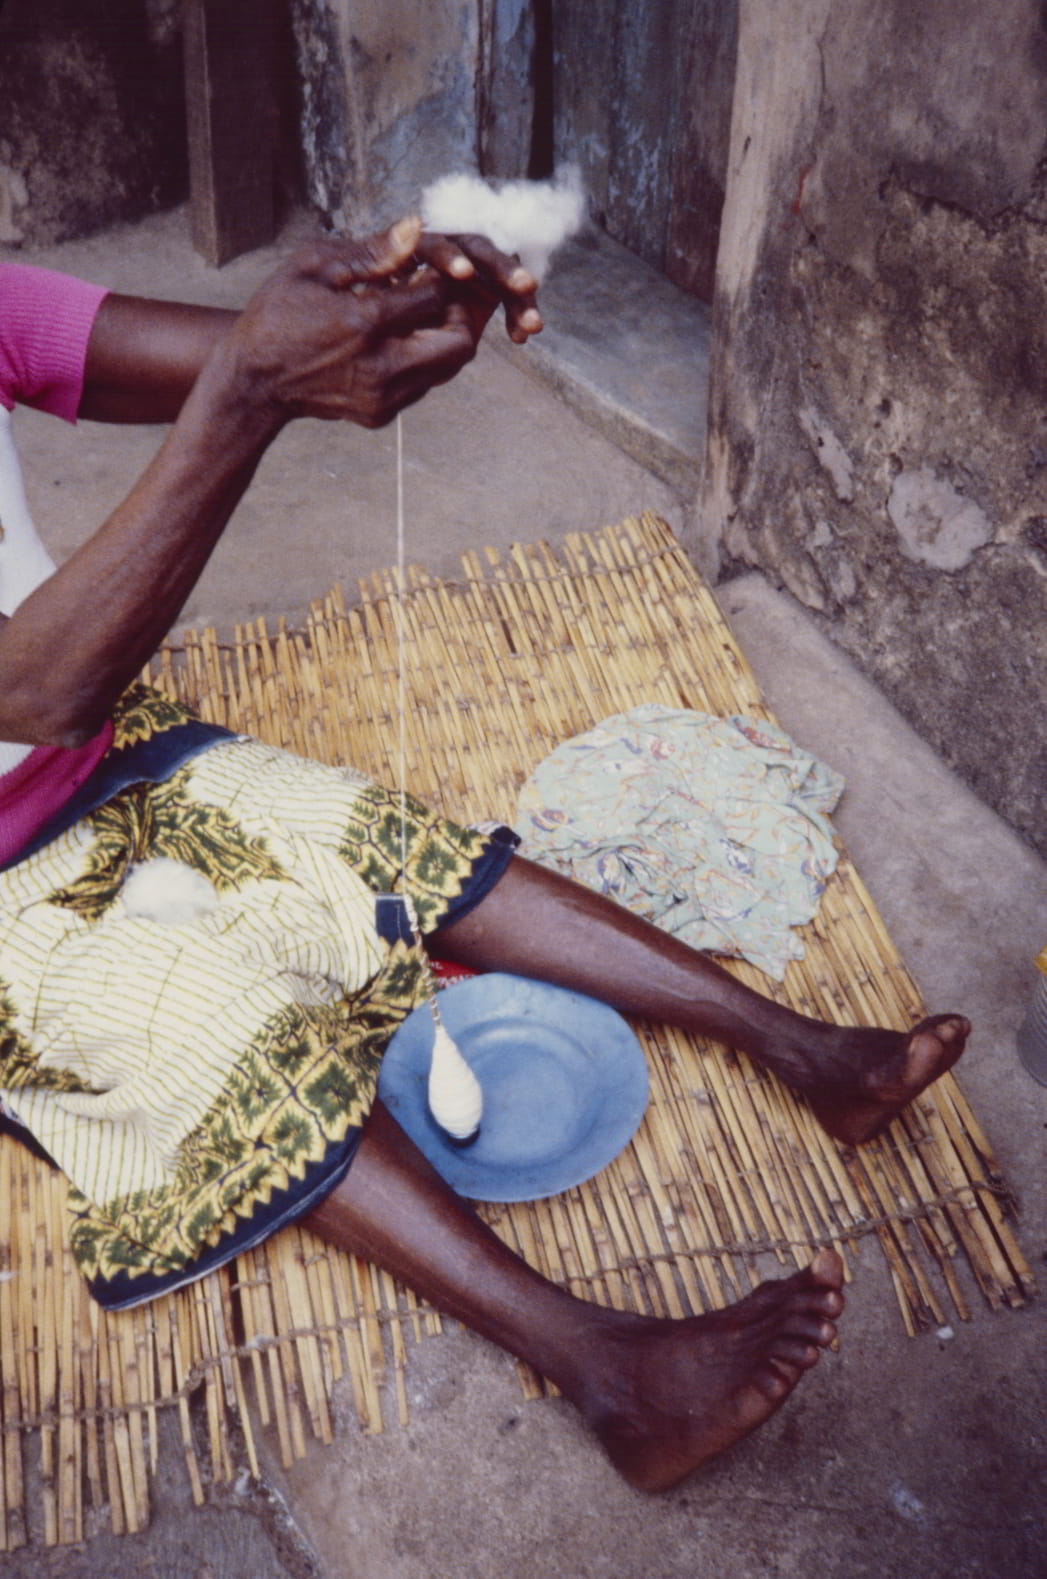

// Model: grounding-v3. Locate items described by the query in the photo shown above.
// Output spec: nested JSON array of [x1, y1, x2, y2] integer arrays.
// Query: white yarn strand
[[396, 412, 409, 890], [393, 414, 483, 1141]]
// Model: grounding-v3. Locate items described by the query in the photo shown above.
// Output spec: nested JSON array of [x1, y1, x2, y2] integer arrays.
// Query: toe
[[936, 1014, 970, 1060], [753, 1365, 794, 1402], [784, 1313, 839, 1346], [917, 1013, 969, 1064], [770, 1337, 824, 1369], [809, 1248, 845, 1288]]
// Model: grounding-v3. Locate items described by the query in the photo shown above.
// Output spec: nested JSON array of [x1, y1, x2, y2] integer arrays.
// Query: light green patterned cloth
[[516, 705, 844, 981]]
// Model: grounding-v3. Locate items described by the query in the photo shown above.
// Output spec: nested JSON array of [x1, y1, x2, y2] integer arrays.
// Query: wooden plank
[[183, 0, 279, 266]]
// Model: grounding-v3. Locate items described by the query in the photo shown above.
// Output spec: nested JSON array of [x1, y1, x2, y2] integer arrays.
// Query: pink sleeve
[[0, 263, 109, 422]]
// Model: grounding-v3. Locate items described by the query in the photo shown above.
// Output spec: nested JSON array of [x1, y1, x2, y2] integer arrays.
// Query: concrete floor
[[3, 208, 1045, 1579]]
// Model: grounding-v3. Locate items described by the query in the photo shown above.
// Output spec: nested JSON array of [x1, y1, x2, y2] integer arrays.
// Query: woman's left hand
[[413, 232, 543, 345]]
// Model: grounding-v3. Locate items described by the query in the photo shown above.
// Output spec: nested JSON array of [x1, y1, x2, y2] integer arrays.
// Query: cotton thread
[[393, 413, 483, 1141]]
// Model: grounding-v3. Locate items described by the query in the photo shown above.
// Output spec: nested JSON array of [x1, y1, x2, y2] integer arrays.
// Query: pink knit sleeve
[[0, 263, 109, 422]]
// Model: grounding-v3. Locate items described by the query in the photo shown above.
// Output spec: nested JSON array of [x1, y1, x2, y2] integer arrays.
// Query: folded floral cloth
[[516, 704, 845, 981]]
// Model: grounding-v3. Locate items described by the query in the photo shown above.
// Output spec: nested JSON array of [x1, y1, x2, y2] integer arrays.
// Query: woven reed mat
[[1, 513, 1033, 1548]]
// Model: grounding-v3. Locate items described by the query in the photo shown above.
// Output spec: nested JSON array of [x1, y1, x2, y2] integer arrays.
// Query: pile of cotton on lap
[[421, 168, 585, 282]]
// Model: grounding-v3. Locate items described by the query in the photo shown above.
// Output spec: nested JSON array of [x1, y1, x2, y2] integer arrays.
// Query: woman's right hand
[[219, 219, 484, 429]]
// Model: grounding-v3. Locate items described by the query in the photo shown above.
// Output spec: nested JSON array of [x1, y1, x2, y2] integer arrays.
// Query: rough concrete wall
[[292, 0, 488, 232], [552, 0, 737, 301], [0, 0, 186, 247], [700, 0, 1047, 857]]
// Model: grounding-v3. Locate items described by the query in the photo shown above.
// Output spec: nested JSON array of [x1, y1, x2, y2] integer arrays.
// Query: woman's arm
[[79, 296, 237, 424], [77, 231, 542, 426], [0, 222, 539, 747]]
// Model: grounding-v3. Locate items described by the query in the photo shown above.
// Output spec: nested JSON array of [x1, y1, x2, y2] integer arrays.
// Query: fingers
[[415, 231, 480, 282], [440, 231, 537, 297], [415, 230, 543, 343], [231, 225, 494, 428], [295, 216, 424, 291], [385, 311, 481, 407], [364, 268, 449, 337]]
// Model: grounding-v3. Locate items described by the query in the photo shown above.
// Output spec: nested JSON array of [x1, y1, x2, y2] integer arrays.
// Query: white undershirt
[[0, 405, 57, 773]]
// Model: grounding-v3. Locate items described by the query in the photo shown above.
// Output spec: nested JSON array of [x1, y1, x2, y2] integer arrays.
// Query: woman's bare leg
[[305, 1101, 845, 1492], [429, 856, 968, 1145]]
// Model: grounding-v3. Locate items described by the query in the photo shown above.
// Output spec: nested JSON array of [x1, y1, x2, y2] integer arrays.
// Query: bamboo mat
[[0, 513, 1033, 1548]]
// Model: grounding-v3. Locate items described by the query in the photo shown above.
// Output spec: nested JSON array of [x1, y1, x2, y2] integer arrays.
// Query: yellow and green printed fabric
[[0, 687, 513, 1308]]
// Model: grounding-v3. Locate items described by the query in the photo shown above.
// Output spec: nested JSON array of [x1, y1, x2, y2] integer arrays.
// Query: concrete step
[[494, 225, 711, 494]]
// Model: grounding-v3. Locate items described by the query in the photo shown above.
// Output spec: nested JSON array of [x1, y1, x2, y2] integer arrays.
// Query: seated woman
[[0, 229, 967, 1491]]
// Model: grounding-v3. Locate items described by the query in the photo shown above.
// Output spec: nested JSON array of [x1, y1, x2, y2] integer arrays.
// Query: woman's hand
[[219, 219, 470, 429], [223, 219, 543, 428], [1, 218, 545, 745], [81, 219, 544, 427], [413, 230, 543, 345]]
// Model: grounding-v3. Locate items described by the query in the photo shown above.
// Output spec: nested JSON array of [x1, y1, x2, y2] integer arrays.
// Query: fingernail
[[390, 215, 422, 251], [450, 255, 474, 278], [520, 309, 543, 331], [510, 266, 537, 291]]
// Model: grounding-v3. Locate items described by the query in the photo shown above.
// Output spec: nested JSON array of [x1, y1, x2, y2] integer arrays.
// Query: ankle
[[743, 1012, 843, 1094], [556, 1309, 648, 1419]]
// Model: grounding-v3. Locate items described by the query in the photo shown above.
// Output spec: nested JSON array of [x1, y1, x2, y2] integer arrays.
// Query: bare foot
[[803, 1014, 970, 1145], [573, 1249, 845, 1492]]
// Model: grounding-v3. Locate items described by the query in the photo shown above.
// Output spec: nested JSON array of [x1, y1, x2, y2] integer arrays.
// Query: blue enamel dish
[[377, 973, 649, 1201]]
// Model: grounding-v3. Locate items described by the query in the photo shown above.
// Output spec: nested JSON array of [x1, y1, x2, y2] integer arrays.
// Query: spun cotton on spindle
[[420, 168, 585, 282], [427, 1020, 483, 1142]]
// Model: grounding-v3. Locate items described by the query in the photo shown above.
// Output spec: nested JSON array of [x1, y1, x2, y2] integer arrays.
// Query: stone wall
[[699, 0, 1047, 858], [0, 0, 186, 246]]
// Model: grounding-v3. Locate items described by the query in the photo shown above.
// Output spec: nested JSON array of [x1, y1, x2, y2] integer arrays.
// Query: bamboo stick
[[172, 1296, 205, 1505], [0, 1142, 26, 1550]]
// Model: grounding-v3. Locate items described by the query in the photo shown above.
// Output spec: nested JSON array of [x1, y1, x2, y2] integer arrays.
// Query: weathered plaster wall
[[287, 0, 738, 295], [699, 0, 1047, 856], [293, 0, 487, 231], [552, 0, 737, 301], [0, 0, 186, 246]]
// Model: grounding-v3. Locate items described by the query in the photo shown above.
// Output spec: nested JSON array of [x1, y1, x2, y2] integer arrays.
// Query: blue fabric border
[[432, 824, 519, 932], [375, 825, 518, 943], [84, 1128, 364, 1310]]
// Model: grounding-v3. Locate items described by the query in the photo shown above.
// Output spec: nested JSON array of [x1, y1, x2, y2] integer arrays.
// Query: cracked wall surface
[[291, 0, 488, 234], [701, 0, 1047, 858], [0, 0, 186, 246]]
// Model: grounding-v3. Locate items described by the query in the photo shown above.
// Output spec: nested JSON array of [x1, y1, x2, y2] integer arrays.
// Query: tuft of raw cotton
[[122, 858, 218, 926], [421, 168, 585, 281]]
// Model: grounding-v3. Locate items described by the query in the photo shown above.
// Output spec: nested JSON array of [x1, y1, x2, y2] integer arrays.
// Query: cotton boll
[[427, 1021, 483, 1142], [421, 168, 585, 282], [122, 858, 218, 926]]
